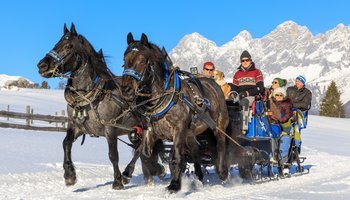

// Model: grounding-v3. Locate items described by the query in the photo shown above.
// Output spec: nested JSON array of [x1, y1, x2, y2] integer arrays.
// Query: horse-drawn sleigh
[[37, 24, 309, 193]]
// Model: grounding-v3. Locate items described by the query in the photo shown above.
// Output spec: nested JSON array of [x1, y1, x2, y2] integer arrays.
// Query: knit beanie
[[296, 75, 306, 85], [240, 50, 252, 60], [274, 78, 287, 87], [274, 87, 287, 97]]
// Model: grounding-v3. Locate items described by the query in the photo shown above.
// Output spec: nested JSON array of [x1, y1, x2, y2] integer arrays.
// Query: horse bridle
[[44, 49, 82, 78], [123, 55, 156, 96]]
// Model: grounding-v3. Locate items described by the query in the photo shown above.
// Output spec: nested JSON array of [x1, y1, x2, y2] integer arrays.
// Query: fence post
[[61, 110, 66, 128], [31, 108, 34, 124], [7, 105, 10, 121], [26, 105, 30, 126], [55, 112, 58, 127]]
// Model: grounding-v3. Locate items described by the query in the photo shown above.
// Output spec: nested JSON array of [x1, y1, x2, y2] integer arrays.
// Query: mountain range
[[169, 20, 350, 115]]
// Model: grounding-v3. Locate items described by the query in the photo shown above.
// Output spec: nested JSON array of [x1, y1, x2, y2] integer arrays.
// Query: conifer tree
[[40, 81, 50, 89], [319, 81, 345, 118]]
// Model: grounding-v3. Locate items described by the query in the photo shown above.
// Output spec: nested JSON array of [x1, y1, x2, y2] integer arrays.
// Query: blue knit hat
[[296, 75, 306, 85]]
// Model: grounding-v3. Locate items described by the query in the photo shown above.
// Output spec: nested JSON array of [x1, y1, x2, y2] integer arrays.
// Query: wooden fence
[[0, 105, 68, 132]]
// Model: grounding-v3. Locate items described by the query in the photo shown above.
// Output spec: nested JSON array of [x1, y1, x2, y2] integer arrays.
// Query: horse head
[[121, 32, 169, 101], [37, 23, 99, 78]]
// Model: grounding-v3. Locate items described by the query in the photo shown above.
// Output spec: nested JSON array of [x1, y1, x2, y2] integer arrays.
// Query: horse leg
[[215, 132, 229, 181], [188, 136, 203, 182], [122, 146, 141, 185], [140, 139, 166, 184], [167, 131, 186, 193], [194, 162, 203, 182], [106, 135, 123, 190], [63, 128, 77, 186]]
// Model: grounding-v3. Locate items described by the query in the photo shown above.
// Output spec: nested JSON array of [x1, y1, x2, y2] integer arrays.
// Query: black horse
[[121, 33, 230, 192], [37, 24, 164, 189]]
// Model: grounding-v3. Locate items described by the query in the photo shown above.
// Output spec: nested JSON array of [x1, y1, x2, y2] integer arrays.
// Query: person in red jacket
[[230, 50, 265, 133]]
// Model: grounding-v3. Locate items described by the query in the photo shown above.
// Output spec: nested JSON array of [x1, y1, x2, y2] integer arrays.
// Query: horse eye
[[65, 36, 69, 40]]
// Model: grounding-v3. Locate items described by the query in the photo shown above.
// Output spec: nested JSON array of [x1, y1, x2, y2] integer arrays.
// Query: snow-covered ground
[[0, 89, 350, 199]]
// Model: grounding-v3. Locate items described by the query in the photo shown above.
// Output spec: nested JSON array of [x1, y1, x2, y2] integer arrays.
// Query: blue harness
[[122, 61, 181, 120]]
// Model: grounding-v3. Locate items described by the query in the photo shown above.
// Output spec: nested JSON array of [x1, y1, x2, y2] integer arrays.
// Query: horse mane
[[78, 35, 111, 78], [125, 40, 174, 81]]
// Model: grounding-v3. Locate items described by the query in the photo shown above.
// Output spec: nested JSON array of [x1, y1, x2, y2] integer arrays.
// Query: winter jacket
[[286, 86, 312, 111], [269, 97, 293, 124], [231, 62, 265, 99]]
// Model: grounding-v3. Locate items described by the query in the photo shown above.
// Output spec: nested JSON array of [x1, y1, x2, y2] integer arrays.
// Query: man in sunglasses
[[201, 61, 216, 78], [230, 50, 265, 133]]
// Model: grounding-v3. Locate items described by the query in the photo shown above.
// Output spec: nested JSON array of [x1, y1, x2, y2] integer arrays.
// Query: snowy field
[[0, 89, 350, 200]]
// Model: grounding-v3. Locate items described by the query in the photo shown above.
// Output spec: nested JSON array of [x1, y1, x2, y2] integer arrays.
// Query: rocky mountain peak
[[169, 21, 350, 115]]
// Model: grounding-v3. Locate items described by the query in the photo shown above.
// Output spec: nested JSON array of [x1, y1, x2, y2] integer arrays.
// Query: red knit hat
[[203, 61, 215, 69]]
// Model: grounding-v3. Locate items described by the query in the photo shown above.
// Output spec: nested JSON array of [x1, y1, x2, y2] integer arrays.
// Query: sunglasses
[[275, 94, 284, 97], [241, 59, 251, 63], [204, 68, 214, 71]]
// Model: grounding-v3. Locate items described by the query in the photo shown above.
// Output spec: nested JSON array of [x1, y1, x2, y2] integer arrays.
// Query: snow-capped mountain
[[0, 74, 34, 90], [169, 21, 350, 115]]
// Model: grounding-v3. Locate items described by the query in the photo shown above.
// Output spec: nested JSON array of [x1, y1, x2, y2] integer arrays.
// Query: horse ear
[[64, 23, 69, 34], [98, 49, 106, 63], [70, 23, 77, 36], [162, 46, 173, 65], [161, 47, 168, 58], [140, 33, 149, 45], [127, 32, 134, 45], [98, 48, 104, 57]]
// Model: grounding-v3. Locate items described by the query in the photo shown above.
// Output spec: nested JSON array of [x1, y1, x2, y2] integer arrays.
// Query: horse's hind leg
[[194, 162, 204, 182], [188, 136, 203, 182], [215, 130, 229, 181], [63, 128, 77, 186]]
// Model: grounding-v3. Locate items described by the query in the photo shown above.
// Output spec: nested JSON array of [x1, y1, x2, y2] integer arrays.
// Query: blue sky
[[1, 0, 350, 88]]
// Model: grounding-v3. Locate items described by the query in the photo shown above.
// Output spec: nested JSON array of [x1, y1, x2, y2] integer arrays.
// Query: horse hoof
[[218, 168, 229, 181], [122, 175, 131, 185], [65, 177, 77, 186], [112, 181, 124, 190], [167, 182, 180, 193]]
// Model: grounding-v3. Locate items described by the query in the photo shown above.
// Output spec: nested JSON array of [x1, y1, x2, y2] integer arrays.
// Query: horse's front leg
[[167, 130, 186, 193], [106, 133, 123, 190], [140, 139, 166, 184], [63, 127, 77, 186], [122, 144, 141, 185]]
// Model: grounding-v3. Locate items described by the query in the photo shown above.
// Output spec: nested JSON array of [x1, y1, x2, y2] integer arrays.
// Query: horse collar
[[64, 77, 105, 108], [148, 69, 181, 120]]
